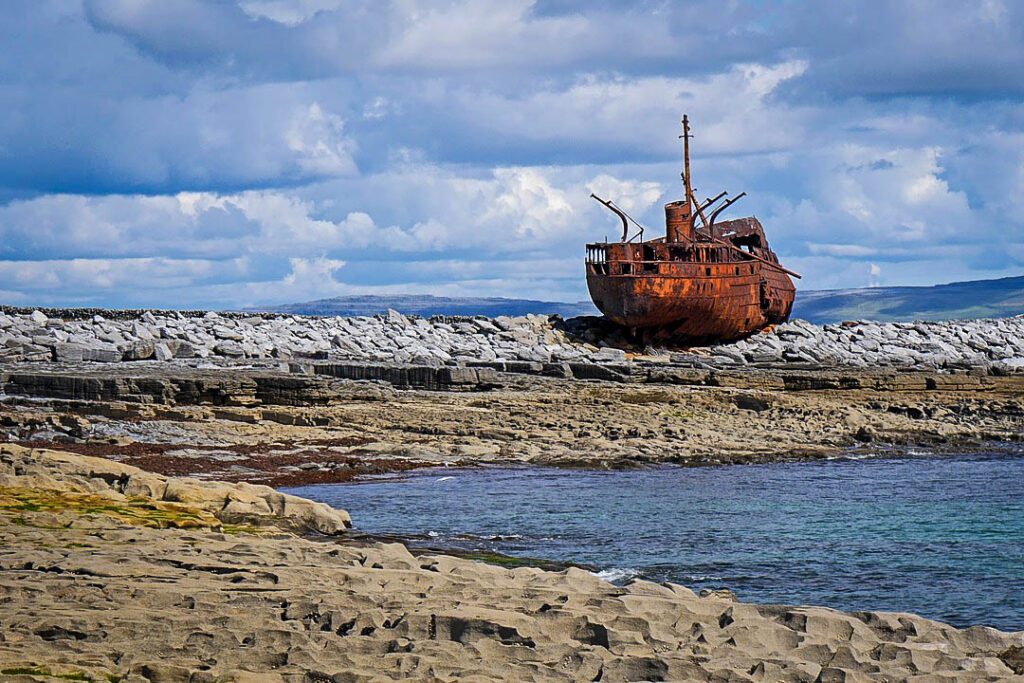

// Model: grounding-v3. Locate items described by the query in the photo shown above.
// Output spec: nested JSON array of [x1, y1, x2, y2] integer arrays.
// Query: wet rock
[[734, 394, 771, 412], [854, 426, 874, 443]]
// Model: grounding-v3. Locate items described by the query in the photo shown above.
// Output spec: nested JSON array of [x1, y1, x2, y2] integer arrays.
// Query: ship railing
[[585, 244, 609, 264], [589, 258, 748, 275], [591, 258, 667, 276]]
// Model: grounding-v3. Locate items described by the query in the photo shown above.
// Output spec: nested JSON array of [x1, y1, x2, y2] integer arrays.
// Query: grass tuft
[[0, 487, 269, 536]]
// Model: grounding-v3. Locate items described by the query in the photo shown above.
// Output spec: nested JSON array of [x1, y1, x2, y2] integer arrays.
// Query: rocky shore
[[1, 310, 1022, 475], [3, 307, 1024, 372], [2, 445, 1022, 682], [1, 358, 1022, 483], [2, 307, 1024, 680]]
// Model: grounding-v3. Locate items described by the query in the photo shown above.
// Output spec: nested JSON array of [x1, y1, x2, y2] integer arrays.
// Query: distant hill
[[255, 294, 598, 319], [256, 275, 1024, 324], [792, 275, 1024, 324]]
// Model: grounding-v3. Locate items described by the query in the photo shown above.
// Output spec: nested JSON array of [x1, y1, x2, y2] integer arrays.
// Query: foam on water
[[594, 567, 641, 583]]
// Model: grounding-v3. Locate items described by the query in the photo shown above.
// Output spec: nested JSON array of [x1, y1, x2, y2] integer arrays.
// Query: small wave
[[827, 453, 879, 462], [436, 476, 455, 482], [594, 567, 640, 583], [427, 531, 439, 538], [450, 532, 524, 541]]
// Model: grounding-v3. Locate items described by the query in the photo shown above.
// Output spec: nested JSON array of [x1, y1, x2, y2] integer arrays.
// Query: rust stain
[[585, 114, 797, 344]]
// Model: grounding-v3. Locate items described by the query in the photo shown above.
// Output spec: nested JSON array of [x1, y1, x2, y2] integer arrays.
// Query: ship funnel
[[665, 200, 693, 242]]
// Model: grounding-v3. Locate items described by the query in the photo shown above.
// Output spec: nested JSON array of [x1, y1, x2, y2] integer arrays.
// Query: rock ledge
[[0, 444, 351, 535]]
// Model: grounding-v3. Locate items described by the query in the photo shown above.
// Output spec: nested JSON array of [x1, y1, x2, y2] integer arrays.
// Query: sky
[[1, 0, 1023, 309]]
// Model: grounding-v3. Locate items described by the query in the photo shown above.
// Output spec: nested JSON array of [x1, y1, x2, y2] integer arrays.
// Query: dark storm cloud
[[83, 0, 390, 79]]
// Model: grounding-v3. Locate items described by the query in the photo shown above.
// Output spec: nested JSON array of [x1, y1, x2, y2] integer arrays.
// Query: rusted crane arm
[[590, 193, 628, 242], [698, 191, 728, 213], [689, 189, 711, 229], [708, 192, 747, 230]]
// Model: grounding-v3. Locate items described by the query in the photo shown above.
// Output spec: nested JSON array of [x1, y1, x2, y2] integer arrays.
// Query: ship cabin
[[585, 215, 782, 282]]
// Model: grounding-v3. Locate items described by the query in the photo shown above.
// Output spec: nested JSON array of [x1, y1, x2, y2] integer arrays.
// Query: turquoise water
[[284, 451, 1024, 631]]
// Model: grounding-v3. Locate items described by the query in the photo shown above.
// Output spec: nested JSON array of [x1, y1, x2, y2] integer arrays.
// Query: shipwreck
[[585, 115, 798, 344]]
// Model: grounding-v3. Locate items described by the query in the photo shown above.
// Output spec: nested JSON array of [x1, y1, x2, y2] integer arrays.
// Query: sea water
[[284, 450, 1024, 631]]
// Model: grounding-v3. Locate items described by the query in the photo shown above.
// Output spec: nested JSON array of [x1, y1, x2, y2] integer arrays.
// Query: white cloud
[[432, 60, 812, 158], [239, 0, 346, 26], [869, 263, 882, 287], [586, 174, 663, 216], [286, 103, 358, 176], [0, 256, 246, 295], [380, 0, 594, 70], [0, 78, 360, 193], [482, 168, 574, 239], [0, 164, 672, 305], [361, 96, 391, 120]]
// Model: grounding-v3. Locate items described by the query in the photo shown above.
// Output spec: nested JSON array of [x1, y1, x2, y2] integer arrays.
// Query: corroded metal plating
[[585, 116, 797, 344]]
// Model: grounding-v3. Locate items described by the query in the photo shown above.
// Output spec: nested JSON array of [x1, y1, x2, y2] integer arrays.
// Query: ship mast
[[680, 114, 692, 213], [680, 114, 710, 230]]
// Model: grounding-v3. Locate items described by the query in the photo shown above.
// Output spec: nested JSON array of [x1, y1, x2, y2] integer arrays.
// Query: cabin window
[[643, 246, 658, 273], [735, 266, 740, 275], [620, 262, 632, 275], [705, 267, 711, 276]]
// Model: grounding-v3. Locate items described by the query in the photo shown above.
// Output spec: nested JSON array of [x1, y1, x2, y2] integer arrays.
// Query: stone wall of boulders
[[0, 308, 600, 365], [704, 317, 1024, 371], [1, 307, 1023, 372]]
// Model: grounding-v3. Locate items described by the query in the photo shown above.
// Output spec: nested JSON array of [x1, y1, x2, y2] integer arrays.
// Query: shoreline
[[2, 444, 1022, 681], [271, 439, 1024, 484], [8, 436, 1022, 491]]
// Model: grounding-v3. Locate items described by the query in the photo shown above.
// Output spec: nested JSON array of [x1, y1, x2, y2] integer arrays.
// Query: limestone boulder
[[0, 444, 351, 535]]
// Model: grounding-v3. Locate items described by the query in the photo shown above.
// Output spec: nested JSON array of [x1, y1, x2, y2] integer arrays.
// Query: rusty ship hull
[[584, 116, 798, 344], [586, 249, 795, 342]]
